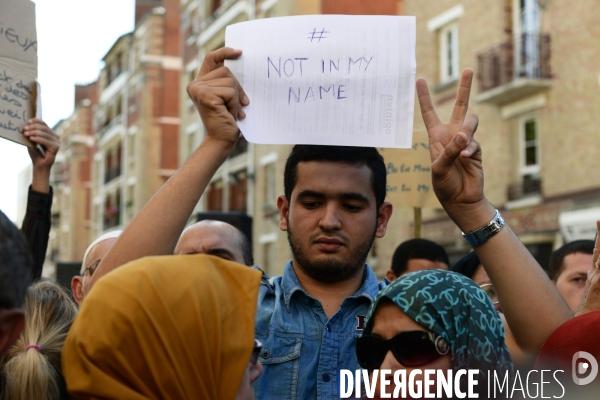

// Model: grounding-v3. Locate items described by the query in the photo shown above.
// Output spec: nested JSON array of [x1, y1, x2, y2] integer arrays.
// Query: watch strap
[[462, 209, 505, 247]]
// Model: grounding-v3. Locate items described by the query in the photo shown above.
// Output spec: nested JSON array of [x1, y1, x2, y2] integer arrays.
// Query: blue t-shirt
[[252, 261, 387, 400]]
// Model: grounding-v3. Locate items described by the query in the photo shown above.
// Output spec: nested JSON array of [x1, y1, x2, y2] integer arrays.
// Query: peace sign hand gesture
[[417, 68, 494, 231]]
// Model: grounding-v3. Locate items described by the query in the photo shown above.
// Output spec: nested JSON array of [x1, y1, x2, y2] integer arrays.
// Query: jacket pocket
[[253, 336, 302, 400]]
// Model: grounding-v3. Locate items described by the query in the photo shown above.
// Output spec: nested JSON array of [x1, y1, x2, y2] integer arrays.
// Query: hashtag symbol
[[308, 28, 329, 43]]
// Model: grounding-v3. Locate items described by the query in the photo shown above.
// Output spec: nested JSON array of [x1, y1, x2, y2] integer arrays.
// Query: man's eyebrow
[[297, 190, 326, 199], [206, 248, 236, 260], [296, 190, 370, 204], [340, 192, 370, 204]]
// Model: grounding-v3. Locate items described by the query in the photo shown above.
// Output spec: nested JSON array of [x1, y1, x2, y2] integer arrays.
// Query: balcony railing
[[475, 34, 551, 104], [95, 114, 123, 141], [103, 205, 121, 230], [507, 176, 542, 202]]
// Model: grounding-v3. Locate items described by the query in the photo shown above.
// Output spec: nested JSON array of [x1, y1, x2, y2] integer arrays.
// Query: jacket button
[[323, 373, 330, 382], [262, 350, 270, 359]]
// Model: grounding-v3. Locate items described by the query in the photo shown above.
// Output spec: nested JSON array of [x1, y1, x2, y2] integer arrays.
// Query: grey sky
[[0, 0, 134, 221]]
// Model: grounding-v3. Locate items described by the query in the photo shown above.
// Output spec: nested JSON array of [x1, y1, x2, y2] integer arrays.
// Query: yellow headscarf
[[62, 254, 261, 400]]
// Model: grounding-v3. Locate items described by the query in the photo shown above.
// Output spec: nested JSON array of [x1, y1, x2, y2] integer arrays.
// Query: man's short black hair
[[390, 238, 449, 277], [283, 145, 387, 209], [0, 210, 33, 309], [548, 240, 594, 281]]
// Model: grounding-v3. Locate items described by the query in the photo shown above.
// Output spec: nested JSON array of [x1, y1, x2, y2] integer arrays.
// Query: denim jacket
[[252, 261, 387, 400]]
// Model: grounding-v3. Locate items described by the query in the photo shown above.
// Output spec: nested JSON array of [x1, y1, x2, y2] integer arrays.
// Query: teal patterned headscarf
[[364, 270, 513, 374]]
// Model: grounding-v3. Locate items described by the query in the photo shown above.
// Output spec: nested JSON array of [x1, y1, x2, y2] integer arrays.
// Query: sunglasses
[[82, 260, 101, 278], [479, 283, 499, 305], [250, 339, 262, 365], [356, 331, 449, 370]]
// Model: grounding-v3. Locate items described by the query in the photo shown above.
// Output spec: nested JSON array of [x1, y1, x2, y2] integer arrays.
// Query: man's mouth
[[314, 237, 345, 252]]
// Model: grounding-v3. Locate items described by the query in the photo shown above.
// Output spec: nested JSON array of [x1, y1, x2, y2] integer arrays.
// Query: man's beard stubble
[[286, 216, 377, 284]]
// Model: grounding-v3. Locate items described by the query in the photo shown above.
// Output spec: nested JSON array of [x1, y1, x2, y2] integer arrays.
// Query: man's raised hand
[[187, 47, 249, 148], [417, 68, 492, 231]]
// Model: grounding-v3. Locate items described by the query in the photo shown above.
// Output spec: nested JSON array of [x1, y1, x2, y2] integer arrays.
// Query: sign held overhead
[[226, 15, 416, 148]]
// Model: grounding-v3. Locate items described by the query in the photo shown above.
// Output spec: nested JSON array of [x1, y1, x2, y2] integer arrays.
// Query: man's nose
[[319, 203, 342, 231]]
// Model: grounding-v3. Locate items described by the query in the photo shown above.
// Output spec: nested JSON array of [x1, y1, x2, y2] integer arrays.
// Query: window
[[508, 113, 541, 201], [210, 0, 222, 15], [513, 0, 541, 78], [520, 116, 539, 174], [115, 95, 122, 117], [207, 180, 223, 211], [229, 170, 248, 214], [439, 23, 459, 83]]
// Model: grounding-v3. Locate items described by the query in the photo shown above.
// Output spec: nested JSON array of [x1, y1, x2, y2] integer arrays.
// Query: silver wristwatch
[[462, 209, 505, 247]]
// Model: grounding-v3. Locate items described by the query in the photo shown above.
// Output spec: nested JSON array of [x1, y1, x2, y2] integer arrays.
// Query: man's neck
[[291, 260, 366, 319]]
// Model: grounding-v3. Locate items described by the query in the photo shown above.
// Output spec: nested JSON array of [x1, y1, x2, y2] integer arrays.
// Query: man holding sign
[[86, 45, 571, 399]]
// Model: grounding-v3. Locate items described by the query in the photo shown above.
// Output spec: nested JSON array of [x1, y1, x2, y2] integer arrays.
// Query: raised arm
[[21, 119, 59, 280], [417, 69, 572, 353], [89, 48, 249, 289]]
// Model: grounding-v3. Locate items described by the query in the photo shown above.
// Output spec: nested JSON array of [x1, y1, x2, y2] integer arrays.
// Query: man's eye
[[303, 202, 319, 209], [344, 204, 362, 212]]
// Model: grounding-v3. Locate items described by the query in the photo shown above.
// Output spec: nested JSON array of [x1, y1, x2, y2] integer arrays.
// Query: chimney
[[74, 81, 97, 107]]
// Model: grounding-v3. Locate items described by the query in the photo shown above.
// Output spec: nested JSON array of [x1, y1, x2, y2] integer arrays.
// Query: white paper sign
[[225, 15, 416, 148], [0, 0, 38, 148]]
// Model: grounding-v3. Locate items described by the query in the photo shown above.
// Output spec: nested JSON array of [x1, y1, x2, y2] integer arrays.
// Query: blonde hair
[[0, 280, 78, 400]]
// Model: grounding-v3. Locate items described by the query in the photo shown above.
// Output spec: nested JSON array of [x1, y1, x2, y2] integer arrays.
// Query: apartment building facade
[[47, 83, 97, 271], [397, 0, 600, 267], [179, 0, 404, 277], [44, 0, 181, 277], [90, 0, 181, 240]]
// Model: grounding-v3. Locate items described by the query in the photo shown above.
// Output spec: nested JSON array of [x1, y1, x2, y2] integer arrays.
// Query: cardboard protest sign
[[225, 15, 416, 148], [379, 129, 441, 209], [0, 0, 38, 148]]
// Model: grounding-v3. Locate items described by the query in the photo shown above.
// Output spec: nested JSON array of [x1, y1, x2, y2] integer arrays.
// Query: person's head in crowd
[[279, 145, 392, 284], [385, 238, 449, 281], [452, 251, 501, 313], [357, 270, 512, 396], [71, 230, 122, 306], [548, 240, 594, 314], [174, 220, 253, 265], [62, 254, 262, 399], [535, 309, 600, 395], [0, 280, 78, 400], [0, 210, 33, 357]]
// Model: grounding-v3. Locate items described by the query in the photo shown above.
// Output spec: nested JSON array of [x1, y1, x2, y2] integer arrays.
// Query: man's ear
[[385, 269, 397, 282], [375, 201, 394, 238], [277, 195, 289, 232], [0, 309, 24, 356], [71, 276, 84, 306]]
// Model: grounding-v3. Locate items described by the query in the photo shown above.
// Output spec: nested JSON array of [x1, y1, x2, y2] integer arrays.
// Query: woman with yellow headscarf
[[62, 254, 263, 399]]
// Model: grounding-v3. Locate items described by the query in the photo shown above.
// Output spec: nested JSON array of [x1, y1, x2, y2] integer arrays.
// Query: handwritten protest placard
[[379, 130, 441, 209], [0, 0, 38, 148], [225, 15, 416, 148]]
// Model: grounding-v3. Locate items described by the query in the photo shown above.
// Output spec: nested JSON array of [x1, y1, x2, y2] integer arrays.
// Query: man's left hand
[[23, 118, 60, 172]]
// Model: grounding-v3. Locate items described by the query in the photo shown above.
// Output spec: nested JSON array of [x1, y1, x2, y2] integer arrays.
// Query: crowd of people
[[1, 47, 599, 399]]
